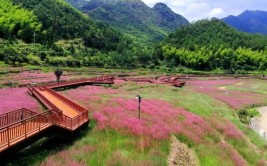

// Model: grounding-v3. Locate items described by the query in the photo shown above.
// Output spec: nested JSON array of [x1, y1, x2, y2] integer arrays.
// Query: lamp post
[[136, 95, 141, 119], [9, 80, 13, 90]]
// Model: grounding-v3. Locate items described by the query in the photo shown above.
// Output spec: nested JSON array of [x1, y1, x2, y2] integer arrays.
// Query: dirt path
[[218, 82, 243, 91], [168, 135, 198, 166]]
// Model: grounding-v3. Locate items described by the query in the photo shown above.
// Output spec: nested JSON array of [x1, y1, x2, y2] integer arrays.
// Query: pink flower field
[[188, 79, 267, 109], [93, 98, 213, 142], [0, 70, 81, 86], [0, 74, 261, 165], [59, 85, 119, 108], [0, 87, 42, 114]]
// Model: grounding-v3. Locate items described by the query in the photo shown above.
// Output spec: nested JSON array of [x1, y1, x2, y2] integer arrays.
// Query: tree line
[[155, 19, 267, 72], [2, 1, 267, 72]]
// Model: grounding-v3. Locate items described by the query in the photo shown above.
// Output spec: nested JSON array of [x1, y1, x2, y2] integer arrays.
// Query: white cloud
[[211, 8, 224, 16], [183, 3, 211, 20], [141, 0, 267, 22]]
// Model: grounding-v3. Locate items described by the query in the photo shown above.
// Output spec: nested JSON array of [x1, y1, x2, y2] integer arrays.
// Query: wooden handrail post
[[7, 126, 10, 147], [24, 120, 27, 138], [39, 116, 41, 131], [7, 113, 9, 126], [71, 119, 72, 129]]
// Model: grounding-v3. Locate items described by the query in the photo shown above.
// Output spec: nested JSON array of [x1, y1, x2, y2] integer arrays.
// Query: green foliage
[[238, 109, 249, 123], [157, 19, 267, 71], [0, 0, 140, 67], [54, 67, 63, 83], [27, 53, 42, 65], [4, 0, 132, 53], [1, 46, 25, 65], [0, 0, 42, 42]]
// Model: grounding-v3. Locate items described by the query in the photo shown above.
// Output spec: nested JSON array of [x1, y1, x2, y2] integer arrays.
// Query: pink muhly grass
[[93, 112, 108, 129], [188, 79, 266, 109], [57, 150, 71, 159], [93, 98, 213, 142], [80, 145, 96, 153], [61, 86, 118, 102], [5, 71, 72, 85], [222, 122, 242, 139], [209, 117, 242, 139], [114, 79, 126, 84], [0, 87, 41, 114], [219, 142, 247, 166], [41, 158, 59, 166], [41, 149, 87, 166], [68, 161, 86, 166]]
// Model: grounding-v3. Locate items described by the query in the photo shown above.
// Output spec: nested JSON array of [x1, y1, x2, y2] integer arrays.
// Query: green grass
[[227, 79, 267, 95], [2, 121, 169, 166], [112, 83, 267, 164], [195, 145, 233, 166], [0, 61, 8, 68], [247, 108, 260, 118], [73, 121, 169, 166], [2, 69, 267, 165]]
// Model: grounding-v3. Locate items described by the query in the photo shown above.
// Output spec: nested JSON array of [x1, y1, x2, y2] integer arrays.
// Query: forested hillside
[[0, 0, 42, 42], [68, 0, 189, 44], [11, 0, 127, 50], [156, 19, 267, 71], [0, 0, 137, 67], [2, 0, 267, 72]]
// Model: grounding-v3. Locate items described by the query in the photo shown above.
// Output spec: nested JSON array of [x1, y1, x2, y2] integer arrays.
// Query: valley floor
[[1, 68, 267, 166]]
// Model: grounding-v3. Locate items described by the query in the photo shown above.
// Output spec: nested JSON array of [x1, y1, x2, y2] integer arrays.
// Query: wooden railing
[[29, 84, 89, 130], [0, 107, 88, 152], [0, 111, 53, 152], [0, 109, 37, 129], [46, 76, 114, 89], [57, 111, 88, 130], [30, 86, 62, 114], [122, 77, 151, 82]]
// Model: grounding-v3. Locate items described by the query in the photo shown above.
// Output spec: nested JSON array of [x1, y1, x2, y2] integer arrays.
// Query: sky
[[142, 0, 267, 22]]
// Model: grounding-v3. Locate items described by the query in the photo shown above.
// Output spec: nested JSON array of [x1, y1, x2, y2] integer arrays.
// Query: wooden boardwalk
[[0, 76, 114, 154], [38, 90, 79, 118]]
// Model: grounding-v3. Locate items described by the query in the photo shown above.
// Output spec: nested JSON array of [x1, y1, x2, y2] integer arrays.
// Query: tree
[[238, 109, 249, 123], [54, 67, 63, 84]]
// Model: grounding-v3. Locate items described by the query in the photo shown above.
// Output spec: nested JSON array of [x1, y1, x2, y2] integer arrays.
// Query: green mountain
[[9, 0, 129, 51], [0, 0, 134, 66], [67, 0, 189, 44], [156, 19, 267, 71], [223, 10, 267, 35]]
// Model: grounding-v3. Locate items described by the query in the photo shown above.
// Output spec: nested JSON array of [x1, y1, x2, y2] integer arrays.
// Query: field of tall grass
[[1, 68, 267, 166]]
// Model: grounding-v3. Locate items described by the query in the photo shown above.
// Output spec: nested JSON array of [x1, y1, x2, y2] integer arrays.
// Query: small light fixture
[[136, 95, 141, 119]]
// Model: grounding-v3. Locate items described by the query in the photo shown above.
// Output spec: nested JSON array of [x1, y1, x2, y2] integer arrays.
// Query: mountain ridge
[[223, 10, 267, 35], [66, 0, 189, 44]]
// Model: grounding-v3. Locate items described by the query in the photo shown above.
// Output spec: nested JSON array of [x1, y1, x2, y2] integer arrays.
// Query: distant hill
[[223, 10, 267, 35], [66, 0, 189, 44], [156, 19, 267, 70], [164, 18, 267, 50]]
